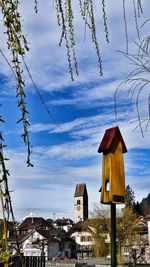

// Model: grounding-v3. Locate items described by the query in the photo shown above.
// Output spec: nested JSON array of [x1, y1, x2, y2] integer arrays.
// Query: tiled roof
[[18, 217, 52, 231], [70, 221, 83, 229], [48, 228, 66, 237], [46, 219, 54, 224], [36, 229, 59, 241], [74, 183, 87, 197], [12, 227, 70, 245], [55, 218, 73, 226], [69, 221, 84, 234], [69, 221, 92, 235], [15, 231, 33, 243]]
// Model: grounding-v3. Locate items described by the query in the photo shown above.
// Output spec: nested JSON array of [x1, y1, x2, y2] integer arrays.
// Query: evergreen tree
[[133, 201, 142, 216], [125, 185, 135, 210]]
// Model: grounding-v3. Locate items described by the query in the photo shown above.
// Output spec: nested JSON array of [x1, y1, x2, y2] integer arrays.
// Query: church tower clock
[[74, 183, 88, 223]]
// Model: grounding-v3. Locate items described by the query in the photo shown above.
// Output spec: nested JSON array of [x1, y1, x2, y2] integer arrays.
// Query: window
[[122, 247, 128, 253], [80, 236, 92, 242], [87, 236, 92, 242], [80, 236, 86, 242], [77, 200, 80, 205]]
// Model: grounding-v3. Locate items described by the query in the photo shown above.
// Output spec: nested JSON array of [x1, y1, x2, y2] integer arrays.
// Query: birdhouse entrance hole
[[105, 179, 110, 192]]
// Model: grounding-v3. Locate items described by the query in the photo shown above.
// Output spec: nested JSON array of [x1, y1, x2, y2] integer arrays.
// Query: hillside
[[140, 193, 150, 216]]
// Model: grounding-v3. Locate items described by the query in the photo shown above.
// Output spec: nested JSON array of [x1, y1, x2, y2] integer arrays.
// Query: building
[[17, 228, 73, 260], [17, 216, 52, 235], [54, 218, 74, 232], [74, 183, 88, 223], [122, 214, 150, 264], [69, 221, 94, 259], [9, 222, 74, 260]]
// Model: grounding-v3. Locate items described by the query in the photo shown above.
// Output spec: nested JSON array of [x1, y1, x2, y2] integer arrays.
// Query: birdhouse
[[98, 126, 127, 204]]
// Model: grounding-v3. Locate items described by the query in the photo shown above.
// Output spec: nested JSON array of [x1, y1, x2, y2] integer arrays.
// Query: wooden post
[[111, 203, 116, 267]]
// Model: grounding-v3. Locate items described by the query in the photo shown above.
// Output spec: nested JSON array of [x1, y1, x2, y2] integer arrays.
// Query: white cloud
[[0, 0, 150, 220], [5, 146, 101, 220], [29, 123, 55, 133]]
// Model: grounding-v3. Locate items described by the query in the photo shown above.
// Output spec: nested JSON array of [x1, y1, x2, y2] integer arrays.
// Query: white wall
[[22, 231, 48, 258], [71, 230, 94, 247], [74, 196, 84, 222]]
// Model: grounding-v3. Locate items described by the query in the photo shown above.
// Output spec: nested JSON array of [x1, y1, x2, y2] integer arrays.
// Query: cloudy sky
[[0, 0, 150, 221]]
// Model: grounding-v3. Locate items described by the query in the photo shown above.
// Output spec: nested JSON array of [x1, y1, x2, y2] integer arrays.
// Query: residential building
[[54, 218, 74, 232], [121, 214, 150, 263], [17, 216, 52, 235], [9, 227, 74, 260], [69, 221, 94, 259]]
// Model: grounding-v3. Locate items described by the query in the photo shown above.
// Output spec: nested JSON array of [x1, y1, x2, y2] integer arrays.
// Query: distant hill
[[140, 193, 150, 216]]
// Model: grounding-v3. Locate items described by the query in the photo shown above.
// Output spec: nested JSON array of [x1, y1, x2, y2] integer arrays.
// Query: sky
[[0, 0, 150, 221]]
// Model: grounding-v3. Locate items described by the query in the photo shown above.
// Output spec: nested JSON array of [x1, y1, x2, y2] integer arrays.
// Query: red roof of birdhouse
[[98, 126, 127, 154]]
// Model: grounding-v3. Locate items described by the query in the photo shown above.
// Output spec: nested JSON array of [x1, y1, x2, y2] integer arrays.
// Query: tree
[[0, 0, 148, 225], [86, 204, 137, 259], [134, 201, 142, 216], [130, 244, 150, 264], [83, 204, 110, 258], [125, 185, 143, 216], [125, 185, 136, 210], [116, 207, 137, 259]]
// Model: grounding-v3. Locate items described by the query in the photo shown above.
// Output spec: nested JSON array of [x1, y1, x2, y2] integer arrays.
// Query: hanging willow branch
[[133, 0, 140, 41], [55, 0, 78, 80], [78, 0, 103, 75], [137, 0, 143, 17], [88, 0, 103, 76], [102, 0, 109, 43], [0, 0, 33, 166], [65, 0, 79, 76], [34, 0, 38, 13], [115, 36, 150, 136], [55, 0, 105, 78], [79, 0, 91, 32], [122, 0, 128, 54]]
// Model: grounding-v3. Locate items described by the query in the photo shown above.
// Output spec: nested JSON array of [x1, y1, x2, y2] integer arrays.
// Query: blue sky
[[0, 0, 150, 221]]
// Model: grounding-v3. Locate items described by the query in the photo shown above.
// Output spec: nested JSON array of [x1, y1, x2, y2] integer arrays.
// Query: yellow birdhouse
[[98, 126, 127, 204]]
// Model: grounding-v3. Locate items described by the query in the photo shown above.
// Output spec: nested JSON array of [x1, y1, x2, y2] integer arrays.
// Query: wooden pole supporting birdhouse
[[98, 126, 127, 267]]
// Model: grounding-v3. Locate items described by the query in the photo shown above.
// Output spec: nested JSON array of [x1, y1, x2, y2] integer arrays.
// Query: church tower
[[74, 183, 88, 223]]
